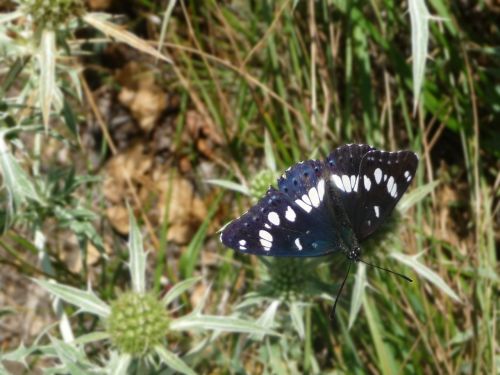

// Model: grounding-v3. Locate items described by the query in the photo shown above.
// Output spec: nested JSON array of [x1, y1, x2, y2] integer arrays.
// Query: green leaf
[[39, 30, 56, 130], [34, 279, 110, 318], [154, 346, 197, 375], [72, 331, 110, 346], [348, 262, 367, 330], [251, 300, 280, 341], [127, 208, 146, 294], [0, 135, 41, 211], [206, 179, 250, 196], [61, 97, 78, 137], [390, 252, 461, 302], [107, 352, 131, 375], [170, 315, 279, 336], [162, 276, 201, 307], [0, 307, 16, 319], [49, 336, 94, 374], [157, 0, 178, 58], [363, 296, 398, 375], [289, 302, 305, 339], [409, 0, 430, 112], [0, 342, 34, 367], [398, 180, 439, 213]]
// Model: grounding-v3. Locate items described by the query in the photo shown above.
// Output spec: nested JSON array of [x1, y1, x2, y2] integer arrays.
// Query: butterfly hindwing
[[325, 144, 376, 216], [353, 150, 419, 240], [221, 160, 345, 257]]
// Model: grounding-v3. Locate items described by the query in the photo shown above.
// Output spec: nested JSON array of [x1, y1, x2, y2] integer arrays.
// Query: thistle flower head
[[18, 0, 84, 29], [249, 170, 278, 201], [258, 258, 330, 303], [107, 292, 170, 357]]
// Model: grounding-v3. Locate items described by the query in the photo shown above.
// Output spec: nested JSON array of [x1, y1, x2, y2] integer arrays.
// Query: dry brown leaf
[[103, 143, 153, 203], [87, 0, 112, 10], [156, 176, 207, 244], [117, 62, 167, 132], [103, 143, 206, 244], [106, 205, 129, 235]]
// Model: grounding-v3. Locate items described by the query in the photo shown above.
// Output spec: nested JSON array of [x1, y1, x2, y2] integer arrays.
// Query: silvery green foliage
[[7, 211, 276, 374]]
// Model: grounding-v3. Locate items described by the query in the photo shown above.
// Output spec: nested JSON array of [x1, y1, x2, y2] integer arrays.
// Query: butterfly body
[[220, 144, 418, 260]]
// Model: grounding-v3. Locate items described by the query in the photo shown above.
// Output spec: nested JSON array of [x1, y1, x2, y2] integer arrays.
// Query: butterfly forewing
[[353, 150, 419, 240], [221, 160, 345, 257]]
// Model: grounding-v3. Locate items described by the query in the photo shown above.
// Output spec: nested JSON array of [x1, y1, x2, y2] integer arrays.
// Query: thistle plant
[[231, 257, 333, 373], [0, 211, 276, 374], [238, 257, 332, 336], [2, 0, 170, 132], [249, 169, 278, 202], [16, 0, 85, 30]]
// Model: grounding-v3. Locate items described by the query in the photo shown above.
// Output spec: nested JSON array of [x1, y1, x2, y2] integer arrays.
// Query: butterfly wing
[[221, 160, 347, 257], [325, 144, 376, 222], [353, 150, 419, 240]]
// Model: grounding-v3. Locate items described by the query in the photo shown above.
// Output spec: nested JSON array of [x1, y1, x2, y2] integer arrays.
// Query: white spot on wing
[[268, 212, 280, 226], [350, 175, 356, 189], [317, 179, 325, 201], [259, 230, 273, 242], [404, 170, 412, 182], [295, 199, 312, 213], [294, 238, 303, 251], [260, 238, 272, 250], [390, 183, 398, 198], [342, 175, 352, 193], [308, 186, 320, 207], [374, 206, 380, 218], [364, 175, 371, 191], [239, 240, 246, 246], [285, 206, 296, 221], [265, 223, 271, 229], [301, 194, 312, 206], [374, 168, 382, 184], [331, 174, 345, 192], [387, 176, 394, 194], [353, 176, 359, 192]]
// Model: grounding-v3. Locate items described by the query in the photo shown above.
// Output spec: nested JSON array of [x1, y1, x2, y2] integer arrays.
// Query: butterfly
[[220, 144, 418, 263]]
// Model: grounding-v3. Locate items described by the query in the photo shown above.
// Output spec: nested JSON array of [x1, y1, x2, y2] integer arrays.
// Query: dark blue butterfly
[[220, 144, 418, 262]]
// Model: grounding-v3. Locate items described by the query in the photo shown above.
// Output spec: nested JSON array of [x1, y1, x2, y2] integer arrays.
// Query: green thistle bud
[[107, 292, 169, 356], [18, 0, 84, 29], [266, 258, 306, 301], [249, 170, 278, 201]]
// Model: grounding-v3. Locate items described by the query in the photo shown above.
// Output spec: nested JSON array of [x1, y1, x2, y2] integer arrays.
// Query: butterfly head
[[346, 246, 361, 262]]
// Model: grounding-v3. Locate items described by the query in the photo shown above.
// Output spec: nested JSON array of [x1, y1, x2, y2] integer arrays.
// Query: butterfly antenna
[[358, 259, 413, 282], [329, 261, 352, 320]]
